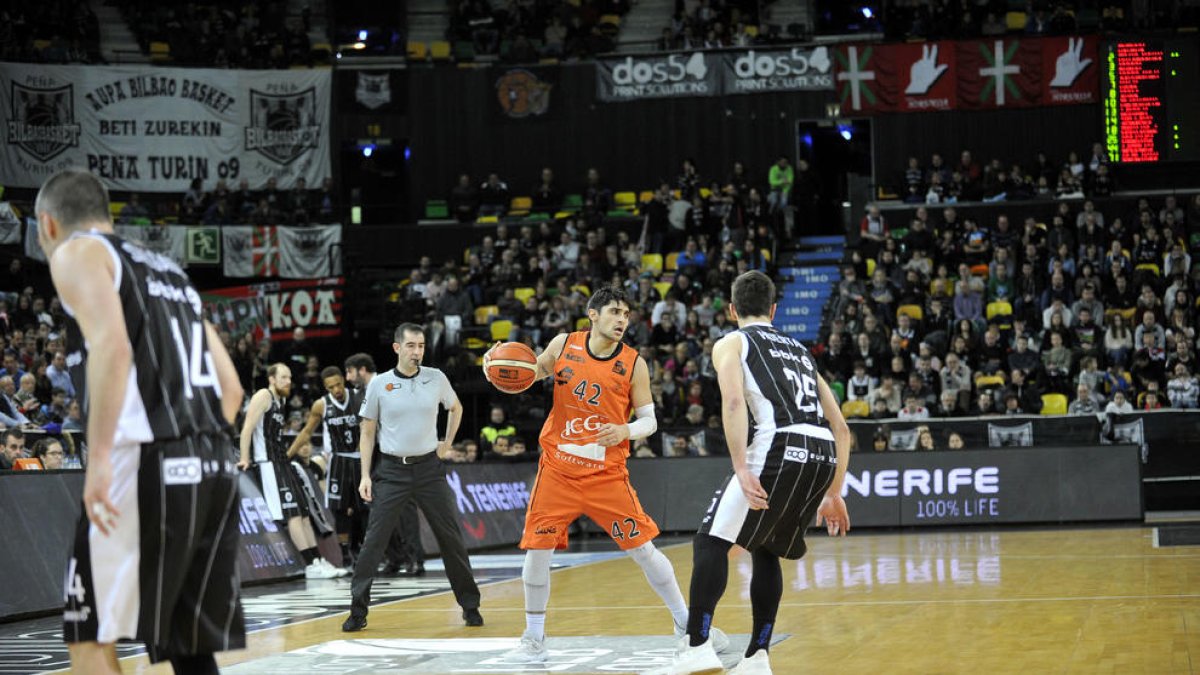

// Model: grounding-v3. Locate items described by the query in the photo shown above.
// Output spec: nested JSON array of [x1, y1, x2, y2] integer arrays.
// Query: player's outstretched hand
[[481, 341, 500, 383], [736, 468, 769, 510], [816, 494, 850, 536]]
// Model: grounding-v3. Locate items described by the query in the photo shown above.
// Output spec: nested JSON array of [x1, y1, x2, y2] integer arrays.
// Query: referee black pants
[[350, 454, 481, 616]]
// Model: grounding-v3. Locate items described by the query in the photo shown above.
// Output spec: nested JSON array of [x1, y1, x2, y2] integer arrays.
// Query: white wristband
[[626, 404, 657, 440]]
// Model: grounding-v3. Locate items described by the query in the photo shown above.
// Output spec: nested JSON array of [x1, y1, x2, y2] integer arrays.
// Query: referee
[[342, 323, 483, 632]]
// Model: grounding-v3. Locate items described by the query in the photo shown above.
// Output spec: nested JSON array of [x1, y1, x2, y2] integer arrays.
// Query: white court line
[[367, 593, 1200, 612], [103, 544, 666, 668]]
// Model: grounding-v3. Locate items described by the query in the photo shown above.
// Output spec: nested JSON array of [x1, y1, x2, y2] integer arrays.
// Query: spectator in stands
[[1099, 391, 1131, 418], [766, 156, 793, 214], [867, 374, 901, 416], [117, 193, 150, 223], [935, 390, 960, 418], [0, 350, 26, 380], [30, 437, 64, 470], [531, 167, 562, 214], [1007, 334, 1039, 375], [1168, 363, 1199, 409], [859, 204, 887, 257], [0, 428, 25, 469], [1142, 391, 1164, 410], [1135, 310, 1166, 350], [450, 174, 479, 223], [61, 399, 83, 433], [1068, 383, 1100, 414], [974, 391, 1000, 415], [953, 278, 983, 326], [1042, 331, 1073, 393], [478, 173, 510, 217], [897, 394, 929, 421], [480, 406, 516, 455]]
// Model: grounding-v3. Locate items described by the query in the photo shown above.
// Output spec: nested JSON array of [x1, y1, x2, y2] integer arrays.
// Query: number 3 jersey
[[62, 231, 228, 446], [539, 331, 639, 478]]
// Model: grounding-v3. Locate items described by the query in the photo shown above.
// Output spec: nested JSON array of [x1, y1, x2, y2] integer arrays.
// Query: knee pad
[[522, 549, 553, 587]]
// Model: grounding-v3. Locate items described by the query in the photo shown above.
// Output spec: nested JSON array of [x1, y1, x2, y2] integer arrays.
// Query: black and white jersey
[[322, 389, 362, 456], [62, 231, 226, 446], [251, 395, 288, 464], [735, 323, 828, 432]]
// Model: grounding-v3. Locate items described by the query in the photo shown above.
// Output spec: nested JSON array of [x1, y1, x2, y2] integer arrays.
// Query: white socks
[[523, 549, 553, 640], [628, 542, 689, 629]]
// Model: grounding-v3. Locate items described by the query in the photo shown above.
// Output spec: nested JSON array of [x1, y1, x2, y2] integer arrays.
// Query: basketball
[[487, 342, 538, 394]]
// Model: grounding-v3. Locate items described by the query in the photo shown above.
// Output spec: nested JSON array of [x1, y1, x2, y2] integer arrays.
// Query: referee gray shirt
[[359, 366, 458, 457]]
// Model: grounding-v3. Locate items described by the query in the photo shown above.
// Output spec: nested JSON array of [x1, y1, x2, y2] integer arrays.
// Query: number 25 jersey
[[538, 331, 638, 478]]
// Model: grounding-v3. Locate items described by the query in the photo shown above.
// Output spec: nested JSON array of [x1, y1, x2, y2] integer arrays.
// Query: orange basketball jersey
[[538, 331, 639, 478]]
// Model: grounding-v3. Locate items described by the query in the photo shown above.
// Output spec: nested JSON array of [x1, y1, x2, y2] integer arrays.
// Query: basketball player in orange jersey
[[483, 286, 728, 664]]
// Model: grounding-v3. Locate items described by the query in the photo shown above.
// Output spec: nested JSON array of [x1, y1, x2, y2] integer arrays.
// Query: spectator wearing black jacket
[[478, 173, 510, 217], [450, 174, 479, 222], [531, 167, 562, 214]]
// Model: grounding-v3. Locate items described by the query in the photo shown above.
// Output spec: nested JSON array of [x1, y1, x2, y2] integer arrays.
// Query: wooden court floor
[[115, 526, 1198, 674]]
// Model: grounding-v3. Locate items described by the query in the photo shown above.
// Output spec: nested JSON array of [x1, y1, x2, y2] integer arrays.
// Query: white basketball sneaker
[[502, 632, 548, 664], [728, 652, 772, 674], [675, 624, 731, 654], [641, 635, 723, 675], [305, 559, 340, 579]]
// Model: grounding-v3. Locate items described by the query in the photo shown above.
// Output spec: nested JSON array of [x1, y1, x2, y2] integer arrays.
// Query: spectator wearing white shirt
[[1104, 390, 1134, 414], [651, 294, 688, 328], [1167, 363, 1199, 409], [897, 395, 930, 421]]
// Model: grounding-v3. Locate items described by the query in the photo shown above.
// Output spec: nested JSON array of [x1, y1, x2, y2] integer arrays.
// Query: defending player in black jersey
[[288, 366, 368, 563], [239, 363, 342, 579], [37, 169, 245, 675], [648, 271, 852, 675]]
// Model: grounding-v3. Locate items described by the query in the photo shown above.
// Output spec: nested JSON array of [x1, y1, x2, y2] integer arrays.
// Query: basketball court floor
[[4, 524, 1197, 674]]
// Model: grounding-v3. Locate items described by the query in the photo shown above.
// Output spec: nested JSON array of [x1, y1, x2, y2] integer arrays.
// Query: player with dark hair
[[288, 365, 369, 564], [37, 168, 245, 675], [648, 270, 852, 675], [483, 285, 728, 663]]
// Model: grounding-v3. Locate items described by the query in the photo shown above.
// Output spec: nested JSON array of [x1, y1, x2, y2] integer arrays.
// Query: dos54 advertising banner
[[0, 63, 332, 191]]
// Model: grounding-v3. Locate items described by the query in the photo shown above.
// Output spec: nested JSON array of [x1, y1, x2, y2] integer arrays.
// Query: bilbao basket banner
[[0, 63, 332, 191], [203, 277, 343, 341]]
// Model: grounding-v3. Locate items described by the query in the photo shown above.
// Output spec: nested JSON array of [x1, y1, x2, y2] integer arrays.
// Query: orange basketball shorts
[[520, 462, 659, 551]]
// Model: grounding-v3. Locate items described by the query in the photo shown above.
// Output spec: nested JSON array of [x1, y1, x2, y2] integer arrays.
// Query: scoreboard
[[1103, 37, 1200, 163]]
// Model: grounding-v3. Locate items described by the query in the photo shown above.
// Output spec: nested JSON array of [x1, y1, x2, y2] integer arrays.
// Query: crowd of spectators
[[117, 0, 316, 68], [878, 0, 1199, 42], [819, 182, 1200, 430], [93, 178, 340, 226], [0, 3, 102, 64], [657, 0, 770, 51], [449, 0, 630, 61], [412, 156, 811, 457], [899, 144, 1114, 205]]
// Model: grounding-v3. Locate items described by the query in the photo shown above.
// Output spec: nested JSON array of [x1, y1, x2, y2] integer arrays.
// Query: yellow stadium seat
[[866, 258, 876, 276], [476, 215, 499, 223], [509, 196, 532, 216], [149, 41, 170, 62], [1041, 393, 1068, 415], [638, 190, 655, 203], [571, 284, 590, 297], [514, 287, 536, 304], [109, 202, 126, 218], [576, 317, 591, 330], [490, 320, 514, 341], [613, 191, 637, 211], [1005, 11, 1027, 30], [599, 13, 621, 26], [430, 41, 451, 60], [1135, 263, 1160, 276], [554, 211, 575, 219], [761, 248, 771, 262], [975, 375, 1006, 389], [654, 281, 673, 299], [406, 41, 427, 60], [474, 305, 499, 325], [987, 301, 1013, 319], [672, 189, 682, 200], [841, 399, 870, 418], [665, 252, 680, 271], [699, 187, 712, 199], [641, 253, 663, 274], [897, 304, 923, 321]]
